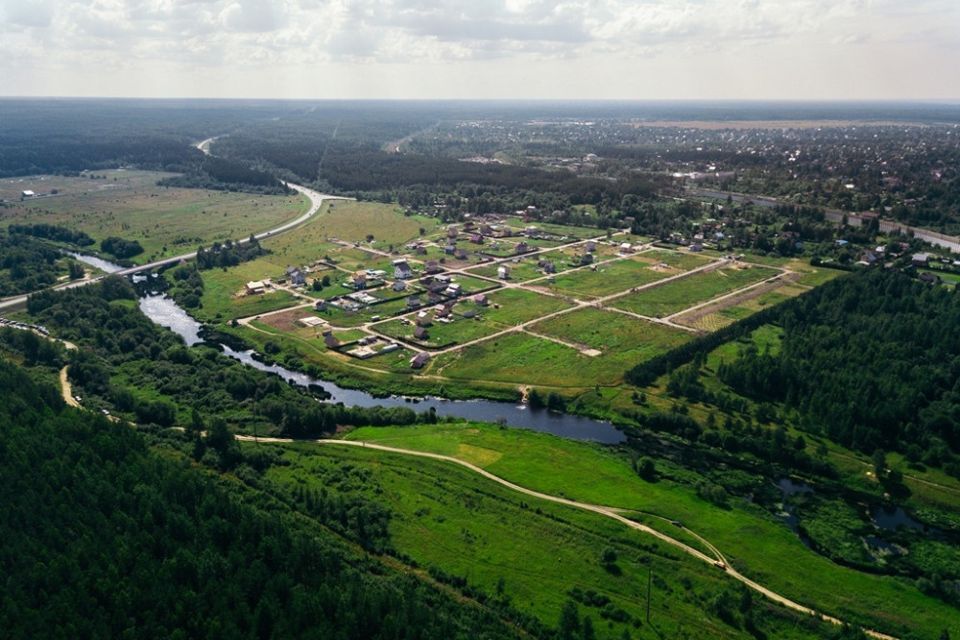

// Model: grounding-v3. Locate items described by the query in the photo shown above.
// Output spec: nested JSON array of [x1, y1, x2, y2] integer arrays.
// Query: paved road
[[236, 434, 898, 640], [0, 144, 350, 314]]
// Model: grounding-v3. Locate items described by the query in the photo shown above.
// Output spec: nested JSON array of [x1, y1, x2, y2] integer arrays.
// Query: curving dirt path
[[236, 434, 897, 640]]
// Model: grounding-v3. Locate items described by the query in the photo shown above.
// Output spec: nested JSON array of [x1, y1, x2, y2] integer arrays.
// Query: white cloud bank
[[1, 0, 958, 98]]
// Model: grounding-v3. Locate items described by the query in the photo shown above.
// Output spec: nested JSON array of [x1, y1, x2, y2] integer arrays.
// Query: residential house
[[912, 252, 931, 266], [322, 330, 340, 349], [286, 267, 306, 286], [424, 260, 442, 274], [245, 281, 266, 295], [406, 295, 422, 309], [393, 259, 413, 280], [414, 326, 429, 340], [469, 233, 485, 244], [497, 265, 510, 280], [410, 352, 431, 369], [444, 283, 462, 297], [392, 281, 407, 292], [474, 294, 489, 306], [515, 241, 530, 254]]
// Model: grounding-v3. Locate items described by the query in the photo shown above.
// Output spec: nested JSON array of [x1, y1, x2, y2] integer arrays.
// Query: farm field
[[538, 256, 682, 299], [531, 307, 691, 355], [611, 265, 780, 318], [341, 423, 960, 640], [0, 170, 308, 264], [250, 439, 839, 640]]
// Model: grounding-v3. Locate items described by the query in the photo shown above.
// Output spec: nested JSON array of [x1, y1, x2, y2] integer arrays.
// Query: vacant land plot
[[435, 321, 686, 388], [677, 282, 809, 331], [466, 258, 545, 282], [531, 307, 690, 355], [193, 262, 302, 321], [1, 170, 308, 264], [612, 265, 779, 318], [639, 248, 714, 270], [539, 258, 674, 299]]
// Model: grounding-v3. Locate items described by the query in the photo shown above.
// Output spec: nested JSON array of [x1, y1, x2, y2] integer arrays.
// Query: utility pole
[[646, 566, 652, 624]]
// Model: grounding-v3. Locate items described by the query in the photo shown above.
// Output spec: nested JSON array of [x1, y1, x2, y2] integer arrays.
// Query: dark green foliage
[[0, 230, 69, 296], [8, 223, 95, 246], [158, 155, 291, 194], [100, 236, 144, 259], [717, 270, 960, 469], [195, 236, 266, 270], [0, 358, 525, 640]]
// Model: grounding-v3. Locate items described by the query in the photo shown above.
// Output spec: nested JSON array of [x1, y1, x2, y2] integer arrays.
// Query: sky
[[1, 0, 959, 100]]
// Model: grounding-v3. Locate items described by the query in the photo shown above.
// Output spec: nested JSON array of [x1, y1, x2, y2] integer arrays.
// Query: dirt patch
[[260, 308, 317, 332]]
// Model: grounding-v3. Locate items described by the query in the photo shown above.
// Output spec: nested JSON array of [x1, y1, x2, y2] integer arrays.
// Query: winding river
[[70, 253, 625, 442]]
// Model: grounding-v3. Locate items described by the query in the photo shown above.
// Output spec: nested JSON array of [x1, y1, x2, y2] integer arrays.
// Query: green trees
[[0, 358, 526, 640]]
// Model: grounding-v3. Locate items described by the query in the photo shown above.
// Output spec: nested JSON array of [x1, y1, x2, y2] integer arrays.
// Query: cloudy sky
[[2, 0, 958, 99]]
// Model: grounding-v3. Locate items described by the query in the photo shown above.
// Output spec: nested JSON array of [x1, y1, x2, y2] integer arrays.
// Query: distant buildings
[[393, 259, 413, 280]]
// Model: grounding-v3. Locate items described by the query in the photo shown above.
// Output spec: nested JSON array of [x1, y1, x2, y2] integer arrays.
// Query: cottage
[[619, 242, 633, 253], [474, 294, 489, 306], [515, 241, 530, 254], [392, 281, 407, 292], [393, 259, 413, 280], [497, 265, 510, 280], [424, 260, 442, 274], [314, 299, 327, 311], [579, 253, 594, 266], [350, 272, 367, 290], [444, 283, 462, 297], [245, 281, 266, 295], [455, 249, 468, 260], [410, 352, 431, 369], [286, 267, 306, 286], [21, 190, 35, 199], [447, 227, 459, 239], [416, 310, 433, 326], [414, 326, 429, 340], [406, 295, 422, 309], [912, 252, 931, 266], [469, 234, 484, 244], [585, 241, 597, 253], [444, 244, 457, 255], [689, 243, 703, 253]]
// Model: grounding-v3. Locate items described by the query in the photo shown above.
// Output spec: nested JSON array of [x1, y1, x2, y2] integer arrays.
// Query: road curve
[[236, 435, 897, 640], [0, 143, 350, 314]]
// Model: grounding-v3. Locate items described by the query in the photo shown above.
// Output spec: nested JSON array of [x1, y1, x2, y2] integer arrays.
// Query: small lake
[[871, 505, 924, 532], [136, 293, 625, 443]]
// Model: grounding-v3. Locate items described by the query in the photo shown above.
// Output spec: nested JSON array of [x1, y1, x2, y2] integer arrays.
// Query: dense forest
[[0, 358, 527, 639], [158, 155, 293, 195], [0, 229, 82, 296], [715, 270, 960, 473]]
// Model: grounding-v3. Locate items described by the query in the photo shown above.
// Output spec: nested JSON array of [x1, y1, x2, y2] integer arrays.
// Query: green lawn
[[612, 266, 779, 318], [541, 259, 675, 300]]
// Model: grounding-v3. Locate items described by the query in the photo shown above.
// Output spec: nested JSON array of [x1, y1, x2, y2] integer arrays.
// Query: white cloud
[[0, 0, 957, 98]]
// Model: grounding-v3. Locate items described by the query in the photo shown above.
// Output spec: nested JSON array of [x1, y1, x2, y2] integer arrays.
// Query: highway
[[0, 141, 349, 313]]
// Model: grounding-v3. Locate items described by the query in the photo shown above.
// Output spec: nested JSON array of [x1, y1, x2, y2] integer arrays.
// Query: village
[[224, 204, 813, 389]]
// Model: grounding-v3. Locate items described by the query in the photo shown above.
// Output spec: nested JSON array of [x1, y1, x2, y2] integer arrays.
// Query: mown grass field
[[611, 266, 779, 318], [0, 170, 308, 264], [531, 307, 691, 354], [253, 440, 839, 640], [434, 316, 686, 388], [540, 259, 676, 299], [342, 423, 960, 640]]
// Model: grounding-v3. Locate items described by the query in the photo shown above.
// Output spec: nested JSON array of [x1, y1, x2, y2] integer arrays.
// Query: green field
[[531, 307, 691, 354], [541, 258, 677, 299], [252, 440, 838, 640], [612, 266, 779, 318], [0, 170, 308, 264], [341, 423, 960, 640], [434, 312, 687, 388]]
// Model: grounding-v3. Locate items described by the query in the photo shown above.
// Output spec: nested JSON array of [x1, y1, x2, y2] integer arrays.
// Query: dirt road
[[236, 434, 897, 640]]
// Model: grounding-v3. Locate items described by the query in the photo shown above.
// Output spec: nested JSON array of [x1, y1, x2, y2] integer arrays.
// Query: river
[[135, 292, 625, 443]]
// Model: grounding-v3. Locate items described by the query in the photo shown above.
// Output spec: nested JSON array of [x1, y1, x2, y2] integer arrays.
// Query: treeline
[[7, 222, 94, 246], [715, 270, 960, 473], [0, 230, 78, 296], [25, 277, 432, 437], [159, 155, 292, 195], [101, 235, 144, 259], [0, 358, 526, 639], [195, 236, 266, 269]]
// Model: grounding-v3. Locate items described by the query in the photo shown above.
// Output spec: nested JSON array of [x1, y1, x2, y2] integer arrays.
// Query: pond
[[136, 293, 626, 444]]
